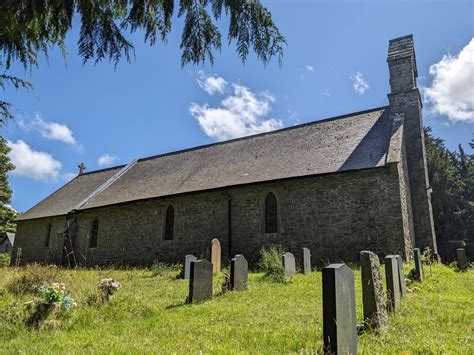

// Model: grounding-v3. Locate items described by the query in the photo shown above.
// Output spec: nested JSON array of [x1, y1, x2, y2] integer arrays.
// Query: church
[[13, 35, 438, 266]]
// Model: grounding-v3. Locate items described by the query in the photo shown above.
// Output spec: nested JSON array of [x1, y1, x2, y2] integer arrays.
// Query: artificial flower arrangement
[[98, 278, 122, 301]]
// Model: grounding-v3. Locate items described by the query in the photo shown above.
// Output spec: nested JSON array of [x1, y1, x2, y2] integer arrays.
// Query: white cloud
[[197, 71, 228, 95], [190, 83, 283, 141], [423, 38, 474, 123], [351, 71, 369, 95], [305, 65, 314, 72], [20, 113, 77, 145], [97, 153, 118, 168], [8, 140, 62, 182]]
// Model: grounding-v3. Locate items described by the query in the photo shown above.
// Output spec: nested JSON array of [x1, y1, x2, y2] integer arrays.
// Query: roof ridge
[[71, 158, 138, 212], [80, 106, 388, 175]]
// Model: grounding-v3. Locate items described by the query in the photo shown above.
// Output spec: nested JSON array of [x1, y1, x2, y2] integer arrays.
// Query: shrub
[[258, 247, 289, 283], [0, 253, 11, 267], [5, 264, 61, 295]]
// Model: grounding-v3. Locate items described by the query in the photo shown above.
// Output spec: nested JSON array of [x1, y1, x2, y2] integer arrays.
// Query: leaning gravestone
[[183, 254, 197, 279], [302, 247, 311, 274], [282, 252, 296, 277], [395, 255, 407, 297], [456, 248, 468, 270], [413, 248, 424, 281], [360, 251, 388, 329], [189, 260, 213, 303], [210, 238, 221, 273], [385, 255, 401, 312], [230, 254, 248, 291], [322, 263, 357, 355]]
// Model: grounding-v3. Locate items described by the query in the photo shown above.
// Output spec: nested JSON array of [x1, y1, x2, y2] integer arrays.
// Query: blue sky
[[3, 0, 474, 212]]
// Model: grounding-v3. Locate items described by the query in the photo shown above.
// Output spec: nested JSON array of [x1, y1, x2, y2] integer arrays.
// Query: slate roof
[[18, 106, 402, 221]]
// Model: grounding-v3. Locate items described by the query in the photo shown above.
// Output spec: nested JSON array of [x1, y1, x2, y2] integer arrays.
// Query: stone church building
[[13, 35, 437, 266]]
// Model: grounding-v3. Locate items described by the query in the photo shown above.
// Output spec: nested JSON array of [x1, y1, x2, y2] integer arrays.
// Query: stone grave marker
[[282, 252, 296, 277], [230, 254, 248, 291], [210, 238, 221, 273], [360, 251, 388, 329], [322, 263, 357, 355], [385, 255, 401, 312], [302, 247, 311, 274], [189, 260, 213, 303], [183, 254, 197, 279], [457, 248, 468, 270], [395, 255, 407, 297], [413, 248, 424, 281]]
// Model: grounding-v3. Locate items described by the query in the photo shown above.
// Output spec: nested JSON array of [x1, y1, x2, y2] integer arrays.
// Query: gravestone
[[230, 254, 248, 291], [456, 248, 468, 270], [395, 255, 407, 297], [322, 263, 357, 355], [302, 247, 311, 274], [282, 252, 296, 277], [183, 254, 197, 279], [413, 248, 424, 281], [210, 238, 221, 273], [360, 251, 388, 329], [189, 260, 213, 303], [385, 255, 401, 312]]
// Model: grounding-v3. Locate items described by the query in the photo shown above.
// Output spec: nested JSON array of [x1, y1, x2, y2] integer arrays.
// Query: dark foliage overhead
[[0, 0, 286, 69]]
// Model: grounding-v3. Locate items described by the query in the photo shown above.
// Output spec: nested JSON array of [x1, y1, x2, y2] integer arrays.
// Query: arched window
[[44, 223, 52, 248], [265, 192, 278, 233], [164, 205, 175, 241], [90, 218, 99, 248]]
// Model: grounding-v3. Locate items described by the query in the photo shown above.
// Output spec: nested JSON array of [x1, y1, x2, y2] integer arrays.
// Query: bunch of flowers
[[26, 282, 76, 328], [98, 278, 121, 301], [37, 282, 77, 310]]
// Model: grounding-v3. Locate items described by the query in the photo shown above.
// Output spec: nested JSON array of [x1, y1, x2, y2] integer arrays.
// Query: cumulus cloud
[[8, 140, 62, 182], [190, 83, 283, 141], [423, 38, 474, 123], [197, 71, 228, 95], [351, 71, 369, 95], [97, 153, 118, 168], [20, 113, 77, 145], [305, 65, 314, 72]]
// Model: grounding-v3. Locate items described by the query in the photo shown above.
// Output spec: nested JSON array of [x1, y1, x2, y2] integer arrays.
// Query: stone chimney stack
[[387, 35, 437, 255]]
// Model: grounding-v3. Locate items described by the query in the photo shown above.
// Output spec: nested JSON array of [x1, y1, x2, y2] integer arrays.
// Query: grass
[[0, 263, 472, 354]]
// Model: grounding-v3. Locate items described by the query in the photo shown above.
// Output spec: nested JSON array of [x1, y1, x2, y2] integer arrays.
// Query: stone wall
[[14, 164, 409, 266]]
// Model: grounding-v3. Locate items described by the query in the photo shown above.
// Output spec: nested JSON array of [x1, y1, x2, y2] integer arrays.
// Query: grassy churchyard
[[0, 261, 472, 353]]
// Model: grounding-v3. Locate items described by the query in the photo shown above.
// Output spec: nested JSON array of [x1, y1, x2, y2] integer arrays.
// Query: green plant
[[258, 247, 289, 283], [150, 260, 168, 277], [0, 252, 10, 267]]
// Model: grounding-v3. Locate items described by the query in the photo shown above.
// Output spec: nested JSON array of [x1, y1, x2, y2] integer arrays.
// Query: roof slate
[[19, 106, 400, 220]]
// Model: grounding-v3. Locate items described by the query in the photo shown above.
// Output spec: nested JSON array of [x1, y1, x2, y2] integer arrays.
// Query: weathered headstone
[[385, 255, 401, 312], [457, 248, 468, 270], [189, 260, 213, 303], [183, 254, 197, 279], [302, 247, 311, 274], [282, 252, 296, 277], [360, 251, 388, 329], [210, 238, 221, 273], [322, 263, 357, 355], [413, 248, 424, 281], [230, 254, 248, 291], [395, 255, 407, 297]]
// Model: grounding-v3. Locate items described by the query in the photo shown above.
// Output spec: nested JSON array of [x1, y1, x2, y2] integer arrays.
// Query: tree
[[0, 136, 16, 234], [0, 0, 285, 120], [425, 127, 474, 261]]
